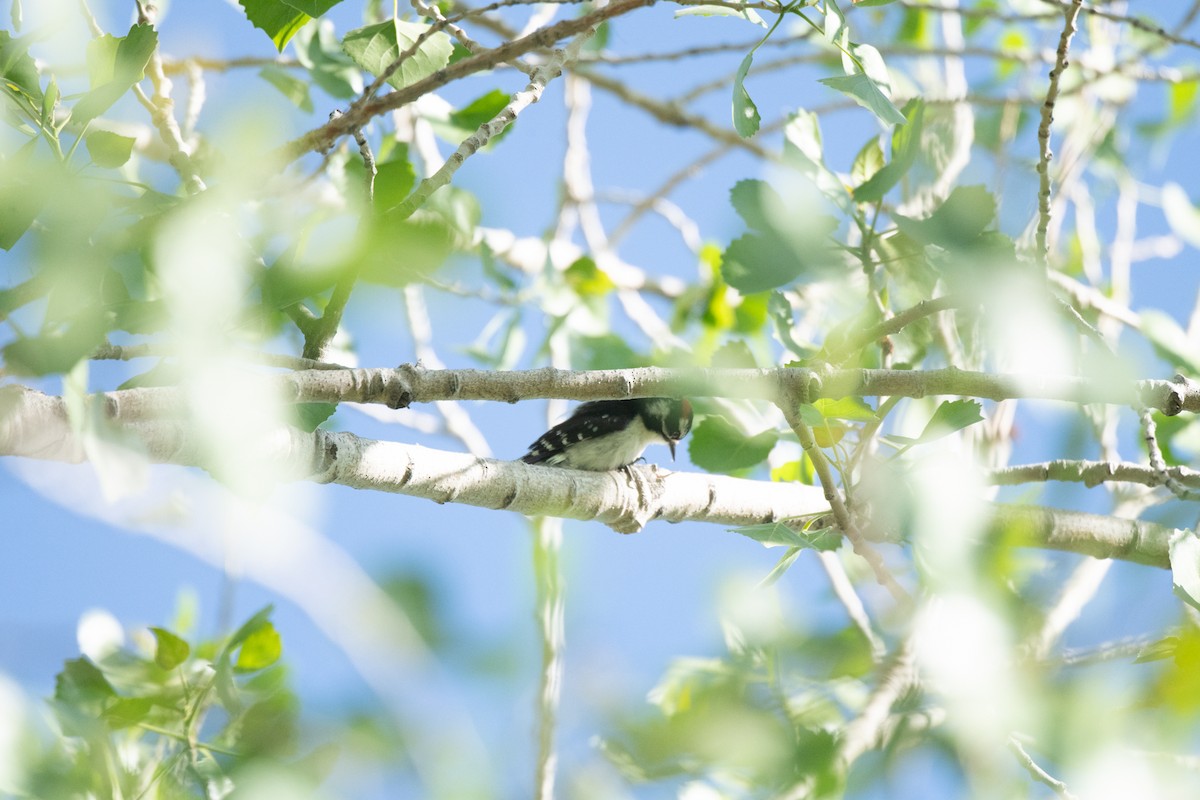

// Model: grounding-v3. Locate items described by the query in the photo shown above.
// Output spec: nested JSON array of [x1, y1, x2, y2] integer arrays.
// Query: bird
[[520, 397, 694, 471]]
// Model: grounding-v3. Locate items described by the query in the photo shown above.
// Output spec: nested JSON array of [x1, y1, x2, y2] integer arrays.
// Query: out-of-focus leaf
[[729, 179, 783, 232], [689, 415, 776, 473], [342, 18, 453, 91], [818, 73, 906, 126], [104, 697, 154, 729], [2, 319, 107, 375], [0, 152, 46, 249], [291, 402, 337, 432], [85, 130, 136, 168], [853, 99, 924, 203], [374, 153, 416, 212], [149, 627, 190, 670], [1169, 529, 1200, 612], [239, 0, 344, 52], [884, 399, 983, 448], [358, 209, 454, 285], [675, 5, 766, 25], [55, 658, 116, 706], [721, 217, 839, 294], [770, 457, 813, 484], [893, 184, 996, 247], [732, 521, 840, 551], [812, 397, 877, 421], [73, 24, 158, 126], [294, 20, 362, 97], [258, 64, 313, 111], [711, 339, 757, 368], [565, 256, 615, 296], [732, 52, 760, 137], [235, 623, 283, 672], [0, 31, 42, 105]]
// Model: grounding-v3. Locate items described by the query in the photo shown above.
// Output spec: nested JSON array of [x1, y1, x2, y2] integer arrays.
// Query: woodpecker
[[521, 398, 694, 471]]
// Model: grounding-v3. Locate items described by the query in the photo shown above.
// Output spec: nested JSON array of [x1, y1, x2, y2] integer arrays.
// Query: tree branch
[[1, 386, 1178, 564]]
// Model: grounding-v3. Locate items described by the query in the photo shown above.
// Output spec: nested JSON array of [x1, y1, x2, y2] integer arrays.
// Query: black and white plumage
[[520, 398, 694, 471]]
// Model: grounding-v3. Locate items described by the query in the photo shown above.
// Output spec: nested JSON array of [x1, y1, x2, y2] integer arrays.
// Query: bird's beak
[[668, 440, 677, 461]]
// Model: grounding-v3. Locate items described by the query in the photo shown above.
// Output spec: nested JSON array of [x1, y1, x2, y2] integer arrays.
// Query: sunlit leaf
[[818, 73, 906, 126], [732, 52, 760, 138], [731, 521, 840, 550], [72, 24, 158, 125], [149, 627, 190, 670], [884, 399, 983, 448], [85, 130, 136, 168], [239, 0, 344, 52], [259, 64, 314, 111], [1170, 529, 1200, 612], [689, 415, 777, 473], [342, 18, 453, 91]]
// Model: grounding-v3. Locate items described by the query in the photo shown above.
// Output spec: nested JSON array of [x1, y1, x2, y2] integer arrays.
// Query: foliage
[[4, 0, 1200, 798]]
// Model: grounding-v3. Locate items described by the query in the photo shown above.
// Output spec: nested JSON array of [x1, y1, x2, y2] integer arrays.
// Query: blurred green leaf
[[818, 73, 906, 126], [85, 130, 136, 168], [732, 521, 840, 550], [294, 20, 362, 97], [732, 52, 760, 137], [689, 415, 776, 473], [853, 99, 924, 203], [55, 658, 116, 706], [565, 256, 615, 296], [103, 697, 155, 729], [73, 24, 158, 126], [894, 184, 996, 248], [812, 396, 876, 421], [730, 178, 782, 232], [291, 402, 337, 432], [884, 399, 983, 448], [149, 627, 190, 670], [0, 31, 42, 106], [235, 622, 283, 672], [711, 339, 757, 368], [343, 18, 453, 90], [259, 64, 313, 111], [1170, 530, 1200, 612], [374, 153, 416, 212]]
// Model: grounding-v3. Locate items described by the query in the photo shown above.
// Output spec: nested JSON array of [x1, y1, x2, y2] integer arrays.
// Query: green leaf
[[884, 399, 983, 448], [292, 402, 337, 431], [1171, 529, 1200, 612], [721, 214, 840, 294], [0, 151, 46, 250], [732, 52, 760, 138], [760, 546, 802, 586], [711, 339, 757, 369], [342, 18, 453, 91], [731, 521, 841, 551], [729, 179, 782, 232], [449, 89, 510, 133], [850, 136, 884, 188], [72, 24, 158, 126], [0, 31, 42, 105], [852, 99, 925, 203], [104, 697, 155, 729], [221, 605, 276, 662], [235, 622, 283, 672], [55, 658, 116, 705], [689, 415, 777, 473], [149, 627, 191, 670], [565, 256, 615, 296], [674, 5, 766, 26], [294, 20, 362, 97], [239, 0, 344, 52], [893, 184, 996, 248], [782, 112, 854, 214], [258, 64, 313, 111], [85, 130, 136, 168], [374, 154, 416, 212], [812, 397, 876, 422], [818, 73, 907, 126]]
